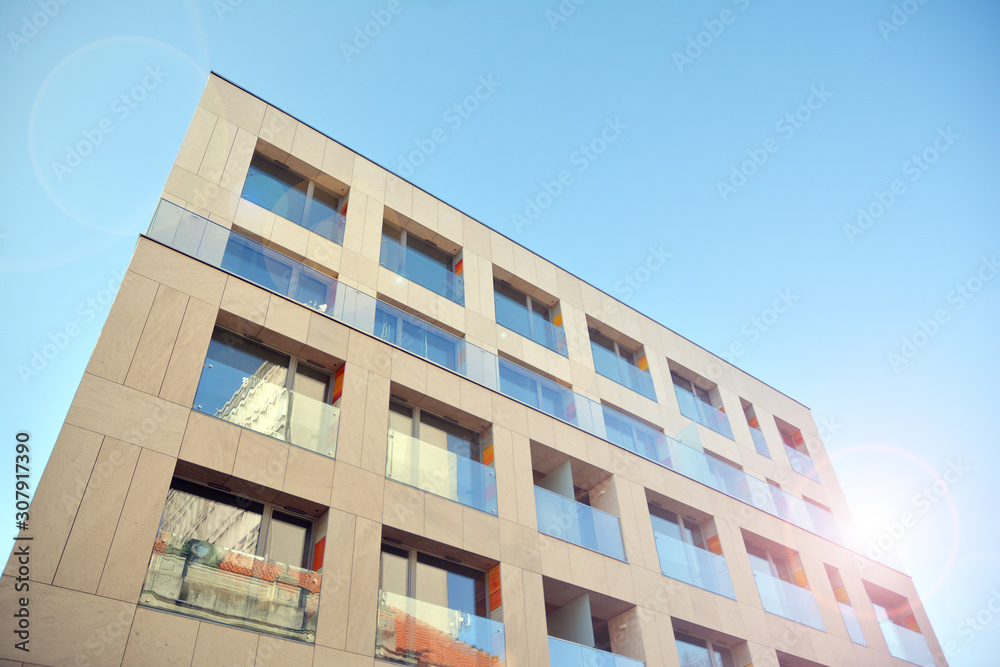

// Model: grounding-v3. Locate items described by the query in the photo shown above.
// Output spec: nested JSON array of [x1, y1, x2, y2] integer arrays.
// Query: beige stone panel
[[376, 264, 408, 304], [627, 481, 660, 574], [549, 421, 586, 462], [4, 425, 102, 584], [65, 373, 189, 456], [162, 164, 241, 221], [463, 506, 501, 560], [233, 197, 276, 239], [159, 297, 217, 407], [178, 411, 241, 474], [122, 606, 199, 666], [512, 245, 539, 288], [524, 409, 555, 449], [313, 646, 374, 667], [351, 156, 387, 200], [259, 296, 309, 356], [567, 544, 609, 595], [97, 448, 175, 601], [322, 139, 356, 188], [123, 284, 189, 395], [459, 380, 492, 419], [131, 237, 229, 305], [337, 365, 369, 467], [191, 621, 259, 666], [554, 267, 585, 310], [360, 372, 391, 474], [475, 255, 495, 320], [642, 609, 675, 667], [605, 556, 636, 604], [584, 433, 613, 474], [314, 509, 358, 650], [198, 116, 238, 185], [462, 215, 491, 260], [305, 233, 343, 273], [174, 106, 218, 173], [538, 533, 571, 580], [219, 277, 271, 336], [259, 106, 296, 157], [489, 230, 515, 272], [339, 248, 380, 295], [200, 75, 266, 134], [254, 636, 315, 666], [499, 519, 541, 573], [384, 172, 413, 218], [424, 493, 464, 547], [521, 568, 552, 666], [410, 188, 439, 231], [497, 565, 530, 667], [232, 429, 289, 493], [437, 203, 463, 244], [739, 604, 772, 645], [660, 576, 695, 620], [510, 434, 537, 530], [610, 446, 643, 486], [283, 446, 336, 506], [85, 271, 158, 384], [424, 364, 461, 411], [53, 439, 140, 594], [632, 566, 670, 613], [289, 123, 327, 177], [390, 347, 427, 395], [492, 393, 529, 437], [461, 256, 482, 314], [466, 310, 498, 350], [305, 310, 349, 361], [345, 517, 381, 655], [0, 578, 134, 665], [534, 259, 560, 300], [382, 479, 425, 534], [268, 214, 310, 260], [491, 428, 518, 522], [331, 463, 384, 523]]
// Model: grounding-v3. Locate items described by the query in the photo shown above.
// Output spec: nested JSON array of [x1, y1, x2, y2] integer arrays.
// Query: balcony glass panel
[[547, 636, 644, 667], [879, 621, 935, 667], [385, 429, 497, 515], [380, 233, 464, 304], [751, 570, 825, 630], [749, 426, 770, 458], [534, 486, 626, 561], [148, 200, 863, 555], [498, 358, 572, 422], [140, 530, 321, 642], [591, 341, 656, 400], [673, 384, 733, 438], [785, 444, 820, 482], [376, 589, 506, 666], [652, 531, 735, 599], [839, 603, 866, 645], [494, 290, 566, 355]]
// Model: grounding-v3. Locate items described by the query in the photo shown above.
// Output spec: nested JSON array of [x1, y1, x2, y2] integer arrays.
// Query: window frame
[[674, 631, 736, 667], [379, 541, 489, 618]]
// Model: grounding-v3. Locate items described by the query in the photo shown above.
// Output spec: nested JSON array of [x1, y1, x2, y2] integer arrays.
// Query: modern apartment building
[[1, 73, 946, 667]]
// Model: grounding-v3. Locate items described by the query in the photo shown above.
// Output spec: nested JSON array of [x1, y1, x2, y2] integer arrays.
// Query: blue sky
[[2, 1, 998, 663]]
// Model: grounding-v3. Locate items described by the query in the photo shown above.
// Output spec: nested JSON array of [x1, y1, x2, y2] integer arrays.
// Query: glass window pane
[[420, 412, 479, 459], [675, 634, 712, 667], [194, 329, 289, 416], [159, 479, 263, 555], [242, 154, 307, 224], [267, 511, 310, 568], [389, 401, 414, 435], [294, 364, 330, 402], [380, 544, 410, 597], [304, 185, 341, 238]]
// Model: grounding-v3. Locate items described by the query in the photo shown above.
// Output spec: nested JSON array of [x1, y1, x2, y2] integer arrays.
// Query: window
[[375, 303, 461, 372], [589, 327, 656, 399], [379, 222, 464, 304], [675, 632, 735, 667], [498, 357, 571, 420], [650, 505, 735, 598], [493, 279, 566, 355], [241, 152, 347, 244], [671, 371, 733, 439], [742, 400, 770, 458], [745, 541, 824, 630], [193, 328, 341, 457], [140, 478, 321, 642], [776, 419, 819, 483], [865, 581, 933, 665]]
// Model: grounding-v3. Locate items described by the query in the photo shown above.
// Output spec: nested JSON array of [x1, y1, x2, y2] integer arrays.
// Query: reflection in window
[[675, 633, 735, 667]]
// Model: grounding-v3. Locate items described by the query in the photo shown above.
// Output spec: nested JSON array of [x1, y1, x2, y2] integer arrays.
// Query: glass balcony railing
[[534, 486, 626, 561], [241, 163, 346, 245], [494, 290, 567, 355], [547, 636, 644, 667], [749, 425, 770, 458], [785, 444, 820, 482], [385, 429, 497, 515], [751, 569, 825, 631], [653, 531, 735, 599], [591, 342, 657, 400], [673, 384, 734, 439], [376, 590, 506, 666], [380, 233, 464, 305], [839, 602, 866, 645], [148, 200, 864, 556], [879, 621, 935, 667], [139, 530, 320, 642]]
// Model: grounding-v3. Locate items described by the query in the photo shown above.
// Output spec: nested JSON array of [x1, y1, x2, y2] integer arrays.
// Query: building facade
[[1, 74, 947, 667]]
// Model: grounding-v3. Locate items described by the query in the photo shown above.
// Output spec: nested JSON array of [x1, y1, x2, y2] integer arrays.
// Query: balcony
[[591, 341, 656, 400], [879, 621, 935, 667], [376, 589, 506, 666], [139, 530, 320, 642], [652, 531, 735, 599], [839, 602, 866, 645], [673, 384, 734, 439], [547, 636, 644, 667], [147, 200, 861, 555], [380, 232, 464, 305], [534, 486, 626, 561], [494, 289, 567, 355], [749, 425, 770, 458], [385, 429, 497, 515], [751, 569, 825, 631], [785, 444, 820, 483]]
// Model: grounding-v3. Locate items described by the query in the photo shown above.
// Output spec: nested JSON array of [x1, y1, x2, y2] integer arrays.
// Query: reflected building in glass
[[0, 74, 946, 667]]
